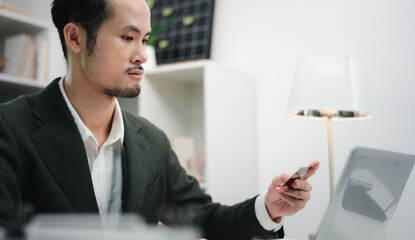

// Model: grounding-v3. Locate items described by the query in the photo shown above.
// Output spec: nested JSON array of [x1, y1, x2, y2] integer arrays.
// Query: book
[[36, 39, 49, 83], [2, 33, 28, 76], [21, 36, 36, 79], [2, 33, 38, 80]]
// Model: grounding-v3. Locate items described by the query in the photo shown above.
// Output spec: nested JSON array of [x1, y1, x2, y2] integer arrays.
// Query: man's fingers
[[281, 187, 311, 201], [277, 190, 308, 210], [270, 160, 319, 190], [303, 160, 320, 180], [291, 179, 313, 192], [271, 173, 291, 189]]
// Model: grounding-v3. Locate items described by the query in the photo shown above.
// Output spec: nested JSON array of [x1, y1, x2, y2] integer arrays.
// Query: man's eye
[[143, 39, 149, 44], [123, 36, 133, 41]]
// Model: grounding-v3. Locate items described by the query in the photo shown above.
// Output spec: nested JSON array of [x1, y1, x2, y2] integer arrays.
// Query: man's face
[[80, 0, 151, 98]]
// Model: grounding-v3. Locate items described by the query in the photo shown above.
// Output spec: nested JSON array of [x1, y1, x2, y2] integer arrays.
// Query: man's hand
[[264, 160, 320, 220]]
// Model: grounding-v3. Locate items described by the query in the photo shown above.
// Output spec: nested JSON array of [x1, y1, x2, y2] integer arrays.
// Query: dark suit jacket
[[0, 78, 284, 239]]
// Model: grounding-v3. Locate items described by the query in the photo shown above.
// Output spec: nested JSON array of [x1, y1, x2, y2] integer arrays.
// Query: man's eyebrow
[[121, 25, 151, 36]]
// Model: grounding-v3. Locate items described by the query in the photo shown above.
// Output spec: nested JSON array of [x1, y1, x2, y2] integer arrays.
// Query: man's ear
[[63, 23, 85, 55]]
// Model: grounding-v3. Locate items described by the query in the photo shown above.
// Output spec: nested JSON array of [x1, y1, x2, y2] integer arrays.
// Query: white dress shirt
[[58, 77, 282, 231], [59, 78, 124, 223], [256, 192, 284, 232]]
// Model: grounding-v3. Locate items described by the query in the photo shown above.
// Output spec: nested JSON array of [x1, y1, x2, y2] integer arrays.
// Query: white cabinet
[[0, 0, 50, 102], [119, 60, 257, 205]]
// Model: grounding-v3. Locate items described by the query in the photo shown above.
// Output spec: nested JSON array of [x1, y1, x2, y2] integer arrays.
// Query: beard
[[82, 50, 143, 98], [103, 85, 141, 98], [102, 68, 143, 98], [105, 66, 144, 98]]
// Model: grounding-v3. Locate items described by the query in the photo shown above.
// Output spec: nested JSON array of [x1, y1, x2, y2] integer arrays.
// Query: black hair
[[51, 0, 113, 60]]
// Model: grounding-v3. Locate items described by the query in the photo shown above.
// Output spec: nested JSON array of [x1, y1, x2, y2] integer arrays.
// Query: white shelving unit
[[0, 0, 50, 102], [119, 60, 257, 205]]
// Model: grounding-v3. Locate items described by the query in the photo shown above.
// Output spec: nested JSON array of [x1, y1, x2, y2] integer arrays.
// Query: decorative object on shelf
[[186, 156, 205, 182], [146, 0, 215, 65], [0, 57, 6, 72], [170, 136, 197, 168], [170, 136, 205, 182], [286, 55, 373, 199]]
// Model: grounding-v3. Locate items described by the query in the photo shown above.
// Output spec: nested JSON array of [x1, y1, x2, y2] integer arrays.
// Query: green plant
[[146, 0, 195, 49]]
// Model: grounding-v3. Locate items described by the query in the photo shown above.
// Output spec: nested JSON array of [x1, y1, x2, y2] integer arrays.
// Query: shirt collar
[[58, 77, 124, 147], [107, 98, 124, 146]]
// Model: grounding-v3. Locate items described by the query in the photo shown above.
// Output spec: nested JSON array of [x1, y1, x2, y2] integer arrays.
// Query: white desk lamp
[[286, 55, 372, 198]]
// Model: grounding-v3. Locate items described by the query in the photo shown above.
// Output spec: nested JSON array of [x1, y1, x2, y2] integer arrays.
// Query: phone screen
[[281, 166, 311, 187]]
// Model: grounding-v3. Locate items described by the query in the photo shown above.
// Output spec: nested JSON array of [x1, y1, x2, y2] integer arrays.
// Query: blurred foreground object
[[25, 214, 199, 240]]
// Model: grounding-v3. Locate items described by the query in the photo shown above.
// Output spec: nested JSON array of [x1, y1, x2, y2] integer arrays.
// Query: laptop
[[314, 147, 415, 240]]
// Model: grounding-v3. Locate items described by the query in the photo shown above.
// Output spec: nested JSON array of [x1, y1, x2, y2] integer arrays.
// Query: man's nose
[[131, 45, 148, 64]]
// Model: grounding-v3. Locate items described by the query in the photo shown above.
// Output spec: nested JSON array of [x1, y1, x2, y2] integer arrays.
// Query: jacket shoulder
[[122, 111, 159, 129], [0, 95, 35, 122], [122, 110, 167, 139]]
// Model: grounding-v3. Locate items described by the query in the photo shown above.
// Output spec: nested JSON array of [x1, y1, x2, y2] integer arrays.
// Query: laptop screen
[[315, 147, 415, 240]]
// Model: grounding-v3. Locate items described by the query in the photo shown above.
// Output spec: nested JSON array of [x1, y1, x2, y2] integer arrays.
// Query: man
[[0, 0, 319, 239]]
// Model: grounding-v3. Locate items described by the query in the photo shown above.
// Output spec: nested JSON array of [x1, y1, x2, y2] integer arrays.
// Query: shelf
[[0, 73, 46, 88], [145, 60, 227, 83], [0, 73, 46, 102], [145, 60, 250, 84], [0, 9, 48, 37], [0, 4, 50, 103], [145, 61, 206, 83]]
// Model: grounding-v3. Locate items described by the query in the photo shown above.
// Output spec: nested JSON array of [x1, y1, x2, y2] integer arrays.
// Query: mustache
[[126, 66, 144, 73]]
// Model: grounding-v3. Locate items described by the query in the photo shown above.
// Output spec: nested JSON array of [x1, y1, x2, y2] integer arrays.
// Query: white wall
[[210, 0, 415, 239]]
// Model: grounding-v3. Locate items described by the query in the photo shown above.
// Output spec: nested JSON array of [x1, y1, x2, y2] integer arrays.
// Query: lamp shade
[[287, 55, 372, 119]]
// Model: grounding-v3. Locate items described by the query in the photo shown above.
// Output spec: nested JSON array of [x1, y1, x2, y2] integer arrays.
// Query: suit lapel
[[30, 79, 152, 214], [31, 79, 98, 213], [122, 114, 150, 213]]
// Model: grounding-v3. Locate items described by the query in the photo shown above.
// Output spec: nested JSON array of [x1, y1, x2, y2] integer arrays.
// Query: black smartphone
[[281, 166, 312, 187]]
